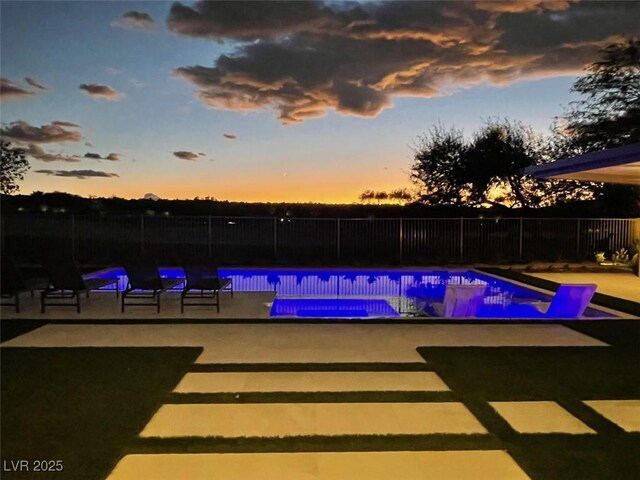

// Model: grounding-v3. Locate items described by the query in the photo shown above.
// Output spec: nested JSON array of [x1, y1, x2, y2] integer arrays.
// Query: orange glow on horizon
[[20, 168, 413, 205]]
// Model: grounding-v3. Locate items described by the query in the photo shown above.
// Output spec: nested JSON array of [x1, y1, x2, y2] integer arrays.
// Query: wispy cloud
[[24, 77, 49, 90], [170, 1, 639, 124], [51, 121, 80, 128], [0, 120, 82, 144], [112, 11, 155, 30], [0, 77, 34, 100], [84, 152, 120, 161], [25, 144, 81, 163], [173, 150, 205, 161], [34, 169, 119, 179], [79, 83, 123, 100]]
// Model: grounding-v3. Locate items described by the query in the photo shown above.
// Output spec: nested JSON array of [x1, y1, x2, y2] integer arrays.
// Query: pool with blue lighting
[[91, 267, 617, 319]]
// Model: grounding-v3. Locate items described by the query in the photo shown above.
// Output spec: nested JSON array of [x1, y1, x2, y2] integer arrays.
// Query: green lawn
[[1, 347, 201, 480]]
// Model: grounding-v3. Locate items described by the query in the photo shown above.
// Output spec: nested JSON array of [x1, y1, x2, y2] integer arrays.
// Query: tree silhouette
[[358, 190, 376, 204], [411, 125, 469, 206], [559, 37, 640, 212], [1, 141, 30, 195], [563, 38, 640, 151], [374, 191, 389, 204], [389, 188, 413, 204], [411, 121, 595, 208]]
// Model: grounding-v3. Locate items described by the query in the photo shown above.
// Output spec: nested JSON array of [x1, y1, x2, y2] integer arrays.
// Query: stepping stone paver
[[108, 451, 530, 480], [140, 402, 487, 438], [490, 401, 595, 434], [174, 371, 450, 393], [584, 400, 640, 432]]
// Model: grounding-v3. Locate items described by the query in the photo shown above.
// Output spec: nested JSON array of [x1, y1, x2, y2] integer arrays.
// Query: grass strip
[[129, 433, 500, 454], [191, 362, 431, 372], [1, 347, 201, 480]]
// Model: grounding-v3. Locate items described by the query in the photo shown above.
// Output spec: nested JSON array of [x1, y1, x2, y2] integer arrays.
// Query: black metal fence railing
[[1, 215, 637, 265]]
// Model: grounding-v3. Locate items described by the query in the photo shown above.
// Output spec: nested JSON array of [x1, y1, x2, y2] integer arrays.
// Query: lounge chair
[[519, 284, 598, 318], [41, 258, 119, 313], [1, 256, 47, 313], [432, 284, 486, 317], [181, 264, 233, 313], [122, 260, 182, 313]]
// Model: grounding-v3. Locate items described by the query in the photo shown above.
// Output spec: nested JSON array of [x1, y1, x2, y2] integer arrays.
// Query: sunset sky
[[1, 1, 638, 203]]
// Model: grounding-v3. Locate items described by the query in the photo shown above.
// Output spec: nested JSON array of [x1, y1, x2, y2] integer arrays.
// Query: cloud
[[169, 1, 640, 124], [173, 150, 205, 161], [84, 152, 120, 161], [25, 144, 81, 163], [1, 120, 82, 144], [473, 1, 573, 14], [0, 77, 34, 100], [24, 77, 49, 90], [168, 1, 334, 40], [223, 133, 238, 140], [51, 120, 80, 127], [34, 169, 119, 179], [113, 11, 155, 30], [79, 83, 122, 100]]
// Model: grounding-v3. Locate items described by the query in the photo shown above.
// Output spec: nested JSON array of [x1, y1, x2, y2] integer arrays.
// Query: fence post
[[0, 216, 5, 255], [459, 218, 464, 262], [208, 216, 212, 258], [519, 217, 523, 261], [336, 218, 341, 260], [398, 218, 403, 262], [273, 217, 278, 258], [576, 218, 581, 261], [140, 215, 145, 254], [71, 214, 76, 261]]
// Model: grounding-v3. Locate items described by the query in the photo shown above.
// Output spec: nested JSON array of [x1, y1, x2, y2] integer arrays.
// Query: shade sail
[[524, 143, 640, 185]]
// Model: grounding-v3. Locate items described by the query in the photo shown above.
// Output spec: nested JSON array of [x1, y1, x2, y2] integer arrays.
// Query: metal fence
[[1, 215, 637, 265]]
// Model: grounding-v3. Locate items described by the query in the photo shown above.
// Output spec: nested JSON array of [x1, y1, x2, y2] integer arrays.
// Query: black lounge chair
[[181, 264, 233, 313], [1, 256, 47, 313], [41, 258, 119, 313], [122, 261, 182, 313]]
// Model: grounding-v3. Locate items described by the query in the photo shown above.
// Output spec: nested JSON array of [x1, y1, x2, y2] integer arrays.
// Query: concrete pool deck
[[527, 271, 640, 304], [1, 323, 609, 363], [0, 291, 274, 320]]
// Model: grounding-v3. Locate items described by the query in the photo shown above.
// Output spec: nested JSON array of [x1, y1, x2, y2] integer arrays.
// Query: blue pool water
[[91, 267, 617, 319]]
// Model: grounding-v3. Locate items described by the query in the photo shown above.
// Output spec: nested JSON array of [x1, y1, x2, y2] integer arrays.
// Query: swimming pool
[[90, 267, 616, 319]]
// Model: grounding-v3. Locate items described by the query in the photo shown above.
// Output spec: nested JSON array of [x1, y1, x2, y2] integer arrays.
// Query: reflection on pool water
[[91, 267, 616, 319]]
